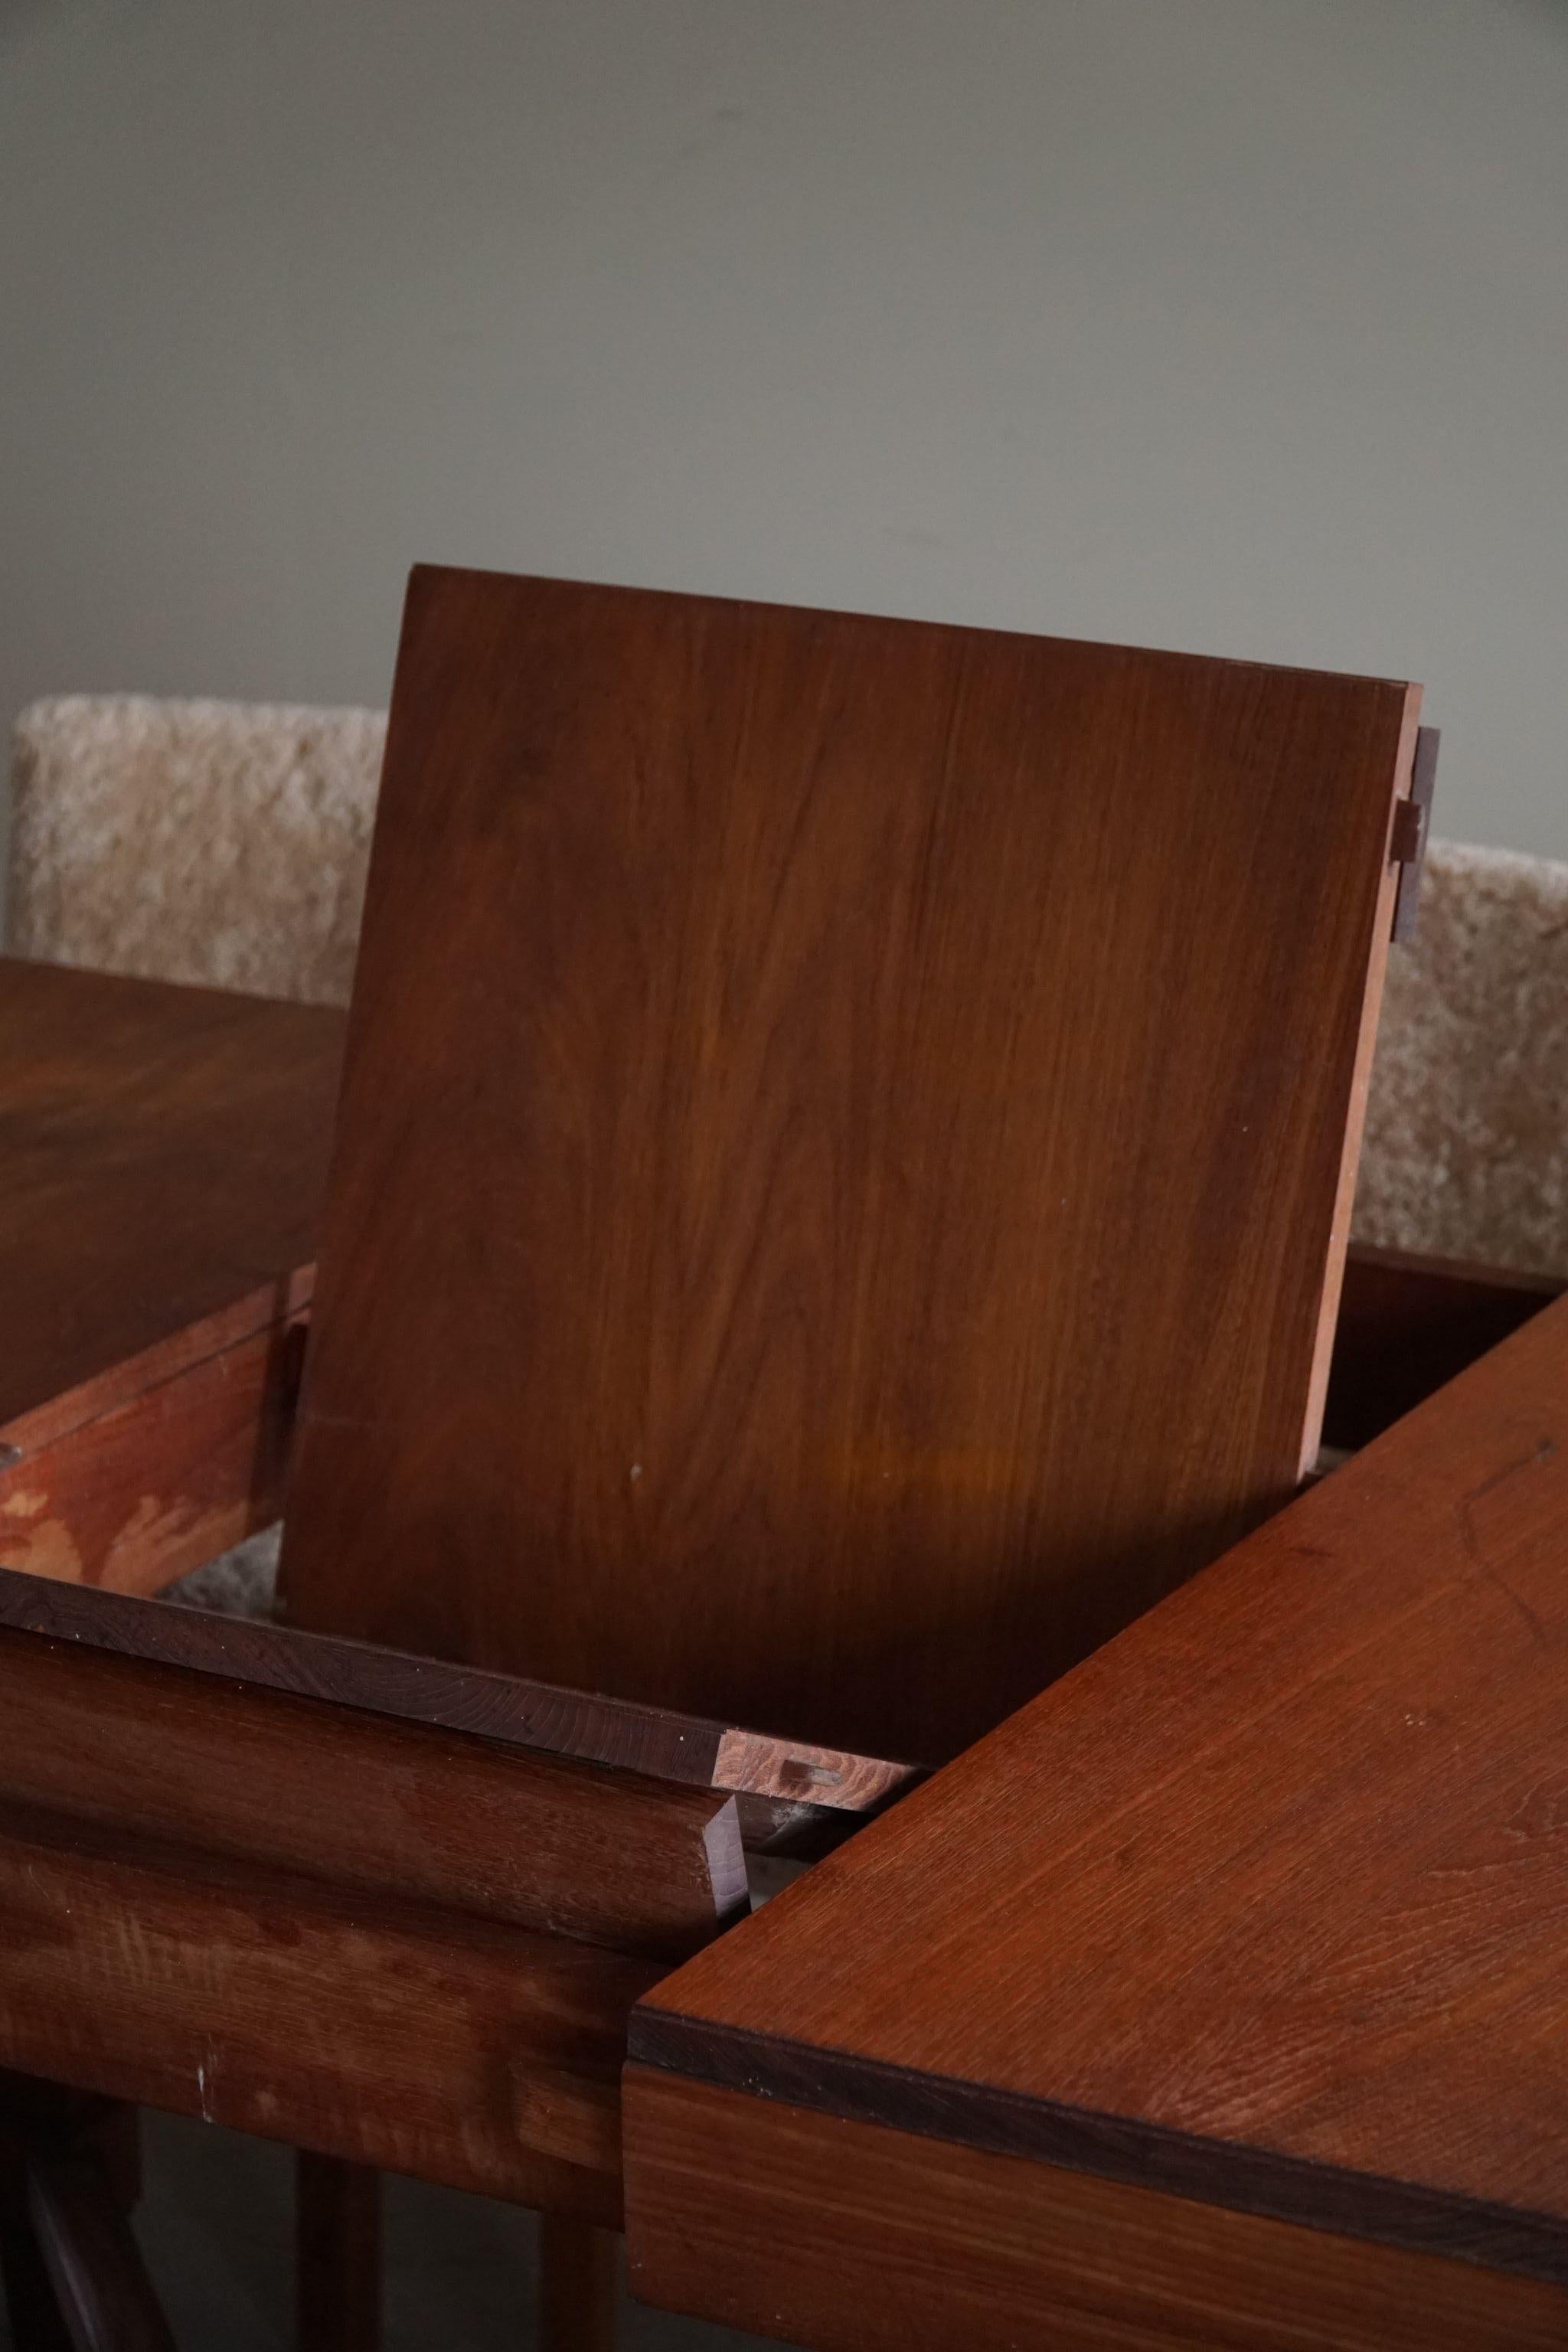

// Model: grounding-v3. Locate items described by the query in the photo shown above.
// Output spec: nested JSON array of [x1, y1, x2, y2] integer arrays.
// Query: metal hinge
[[1390, 724, 1440, 943]]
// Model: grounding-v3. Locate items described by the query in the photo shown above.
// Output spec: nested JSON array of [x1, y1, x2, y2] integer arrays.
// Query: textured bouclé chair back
[[6, 694, 386, 1007], [1353, 840, 1568, 1279]]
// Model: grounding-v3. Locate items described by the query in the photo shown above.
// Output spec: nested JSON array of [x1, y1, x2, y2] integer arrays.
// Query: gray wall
[[3, 0, 1566, 858]]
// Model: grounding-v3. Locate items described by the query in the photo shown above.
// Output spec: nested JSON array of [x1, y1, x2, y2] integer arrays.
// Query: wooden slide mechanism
[[0, 1553, 911, 2347], [0, 1561, 913, 2228]]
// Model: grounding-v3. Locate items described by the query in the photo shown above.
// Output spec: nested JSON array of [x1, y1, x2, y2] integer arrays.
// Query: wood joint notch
[[1390, 725, 1439, 943]]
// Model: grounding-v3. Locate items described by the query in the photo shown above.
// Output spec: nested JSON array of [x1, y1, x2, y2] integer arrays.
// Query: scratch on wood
[[1455, 1438, 1558, 1651]]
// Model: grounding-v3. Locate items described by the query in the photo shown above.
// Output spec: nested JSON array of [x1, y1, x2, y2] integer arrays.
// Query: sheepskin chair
[[1353, 841, 1568, 1281], [6, 694, 386, 1007]]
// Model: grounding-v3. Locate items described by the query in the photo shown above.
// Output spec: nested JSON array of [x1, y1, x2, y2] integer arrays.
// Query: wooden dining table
[[0, 954, 345, 1596], [5, 933, 1567, 2352]]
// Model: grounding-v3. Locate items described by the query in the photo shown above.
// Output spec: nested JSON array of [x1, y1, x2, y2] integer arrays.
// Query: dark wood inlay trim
[[628, 2011, 1568, 2288]]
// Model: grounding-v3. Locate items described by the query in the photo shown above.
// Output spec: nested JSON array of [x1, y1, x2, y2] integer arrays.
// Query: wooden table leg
[[296, 2153, 381, 2352], [0, 2075, 162, 2352], [537, 2216, 619, 2352], [24, 2154, 175, 2352], [0, 2194, 76, 2352]]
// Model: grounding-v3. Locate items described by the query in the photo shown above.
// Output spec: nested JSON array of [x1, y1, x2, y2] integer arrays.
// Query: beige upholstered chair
[[6, 694, 385, 1007], [1354, 841, 1568, 1279]]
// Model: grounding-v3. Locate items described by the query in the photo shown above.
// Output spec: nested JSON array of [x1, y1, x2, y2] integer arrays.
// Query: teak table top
[[631, 1289, 1568, 2307], [282, 565, 1421, 1762], [0, 957, 344, 1438]]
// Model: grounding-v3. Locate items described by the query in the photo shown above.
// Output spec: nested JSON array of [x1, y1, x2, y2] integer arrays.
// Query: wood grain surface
[[632, 1290, 1568, 2293], [0, 1622, 745, 1961], [0, 1567, 910, 1838], [0, 1805, 644, 2223], [282, 565, 1417, 1760], [0, 957, 343, 1431], [626, 2070, 1568, 2352], [0, 1283, 308, 1592]]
